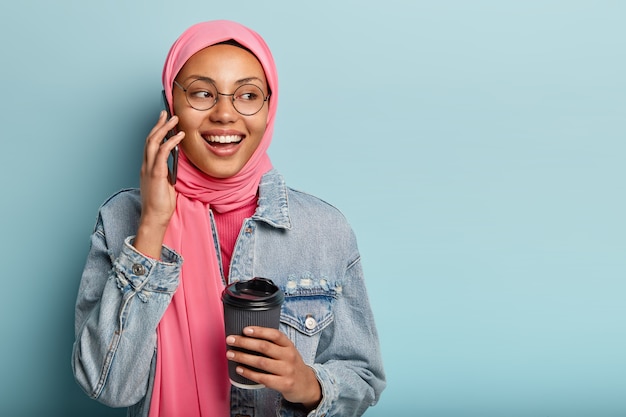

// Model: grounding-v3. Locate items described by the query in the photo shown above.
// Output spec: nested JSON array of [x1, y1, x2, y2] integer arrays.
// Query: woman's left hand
[[226, 327, 322, 410]]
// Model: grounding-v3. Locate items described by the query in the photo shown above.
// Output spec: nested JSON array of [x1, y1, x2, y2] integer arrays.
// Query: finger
[[240, 326, 292, 347], [233, 363, 282, 388], [224, 328, 292, 365], [161, 130, 184, 152], [145, 114, 179, 150], [227, 346, 280, 374], [144, 115, 180, 167], [226, 334, 281, 360], [227, 349, 308, 399], [144, 112, 167, 165], [145, 131, 183, 180], [146, 110, 168, 138]]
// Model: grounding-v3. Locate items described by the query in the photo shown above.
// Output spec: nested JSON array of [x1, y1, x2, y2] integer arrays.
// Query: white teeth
[[207, 135, 241, 143]]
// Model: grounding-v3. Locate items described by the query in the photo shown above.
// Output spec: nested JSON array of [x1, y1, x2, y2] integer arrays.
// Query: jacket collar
[[253, 169, 292, 230]]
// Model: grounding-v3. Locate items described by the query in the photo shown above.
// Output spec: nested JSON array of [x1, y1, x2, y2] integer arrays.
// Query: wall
[[0, 1, 624, 416]]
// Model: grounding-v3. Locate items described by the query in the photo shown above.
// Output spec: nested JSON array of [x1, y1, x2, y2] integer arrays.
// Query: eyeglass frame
[[173, 78, 271, 116]]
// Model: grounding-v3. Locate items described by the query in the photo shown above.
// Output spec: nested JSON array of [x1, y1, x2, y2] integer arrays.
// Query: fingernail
[[226, 351, 235, 359], [236, 367, 244, 375], [226, 336, 236, 344], [243, 327, 254, 335]]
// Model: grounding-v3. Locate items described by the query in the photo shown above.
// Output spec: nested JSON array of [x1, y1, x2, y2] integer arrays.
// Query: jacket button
[[132, 264, 146, 276], [305, 315, 317, 330]]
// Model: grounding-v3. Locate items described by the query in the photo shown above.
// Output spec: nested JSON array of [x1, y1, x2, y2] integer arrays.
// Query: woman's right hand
[[134, 111, 185, 259]]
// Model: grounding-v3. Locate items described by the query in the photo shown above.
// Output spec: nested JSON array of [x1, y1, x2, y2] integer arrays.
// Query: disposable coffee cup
[[222, 277, 284, 389]]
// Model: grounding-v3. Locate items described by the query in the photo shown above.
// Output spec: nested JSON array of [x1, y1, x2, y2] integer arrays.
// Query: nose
[[208, 93, 237, 123]]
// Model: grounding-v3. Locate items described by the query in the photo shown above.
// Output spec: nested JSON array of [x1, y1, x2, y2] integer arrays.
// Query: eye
[[238, 92, 258, 101], [186, 79, 217, 102], [190, 89, 215, 100], [235, 85, 264, 102]]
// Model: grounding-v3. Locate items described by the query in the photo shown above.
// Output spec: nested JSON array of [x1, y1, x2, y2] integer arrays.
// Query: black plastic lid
[[221, 277, 284, 309]]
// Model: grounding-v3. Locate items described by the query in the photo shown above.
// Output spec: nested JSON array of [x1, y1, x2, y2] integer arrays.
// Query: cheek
[[254, 119, 267, 136], [175, 112, 203, 136], [175, 106, 195, 122], [251, 111, 269, 138], [249, 123, 267, 149]]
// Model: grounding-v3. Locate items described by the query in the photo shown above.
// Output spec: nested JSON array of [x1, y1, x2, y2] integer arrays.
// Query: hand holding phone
[[162, 90, 179, 185]]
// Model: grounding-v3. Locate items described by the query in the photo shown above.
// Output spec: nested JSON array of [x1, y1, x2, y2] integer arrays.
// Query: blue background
[[0, 1, 624, 416]]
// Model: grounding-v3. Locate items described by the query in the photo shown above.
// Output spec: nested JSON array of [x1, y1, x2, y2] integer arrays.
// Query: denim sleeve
[[307, 257, 386, 417], [72, 214, 182, 407]]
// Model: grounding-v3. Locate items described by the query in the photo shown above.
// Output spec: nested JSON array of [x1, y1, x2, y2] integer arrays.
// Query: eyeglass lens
[[184, 79, 266, 115]]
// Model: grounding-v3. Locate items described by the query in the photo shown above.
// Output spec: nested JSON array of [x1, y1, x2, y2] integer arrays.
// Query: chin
[[199, 165, 243, 180]]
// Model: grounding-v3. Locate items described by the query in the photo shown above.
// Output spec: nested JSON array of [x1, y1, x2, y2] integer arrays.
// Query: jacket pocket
[[280, 293, 335, 336]]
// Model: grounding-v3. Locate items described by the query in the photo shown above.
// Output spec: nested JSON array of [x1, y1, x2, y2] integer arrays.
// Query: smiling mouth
[[204, 135, 243, 144]]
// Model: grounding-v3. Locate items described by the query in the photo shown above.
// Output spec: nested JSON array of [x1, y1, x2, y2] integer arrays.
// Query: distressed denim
[[72, 169, 385, 417]]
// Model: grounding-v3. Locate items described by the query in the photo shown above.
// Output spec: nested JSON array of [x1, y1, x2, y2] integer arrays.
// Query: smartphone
[[162, 90, 179, 185]]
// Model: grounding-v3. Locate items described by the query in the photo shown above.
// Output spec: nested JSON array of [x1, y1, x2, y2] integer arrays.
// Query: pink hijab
[[149, 21, 278, 417]]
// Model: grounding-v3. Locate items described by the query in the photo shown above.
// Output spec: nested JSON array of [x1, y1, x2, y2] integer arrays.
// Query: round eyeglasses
[[173, 78, 270, 116]]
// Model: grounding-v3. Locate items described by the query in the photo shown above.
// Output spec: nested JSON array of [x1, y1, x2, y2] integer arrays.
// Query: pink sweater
[[212, 199, 258, 281]]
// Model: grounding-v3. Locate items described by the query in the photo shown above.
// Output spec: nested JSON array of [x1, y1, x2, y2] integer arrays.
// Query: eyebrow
[[182, 75, 266, 86]]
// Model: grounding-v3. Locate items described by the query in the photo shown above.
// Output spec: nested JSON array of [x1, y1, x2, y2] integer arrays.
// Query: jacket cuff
[[113, 236, 183, 297], [306, 364, 337, 417]]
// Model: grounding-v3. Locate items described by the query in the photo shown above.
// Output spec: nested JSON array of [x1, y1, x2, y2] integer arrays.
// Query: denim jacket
[[72, 169, 385, 417]]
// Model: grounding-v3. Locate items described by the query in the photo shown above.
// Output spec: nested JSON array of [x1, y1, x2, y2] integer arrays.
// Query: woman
[[72, 20, 385, 417]]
